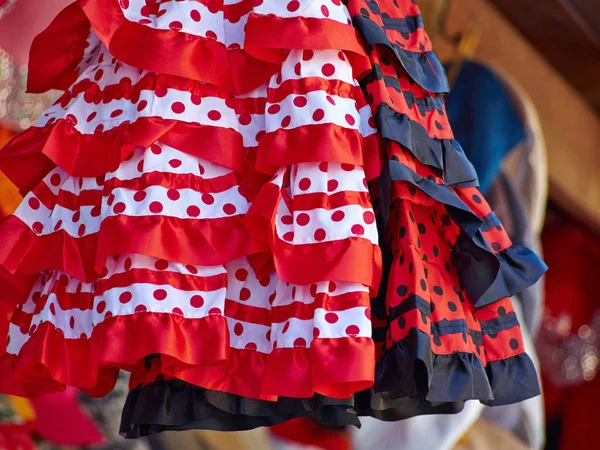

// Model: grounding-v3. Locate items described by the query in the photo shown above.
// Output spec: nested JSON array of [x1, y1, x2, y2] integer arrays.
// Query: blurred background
[[0, 0, 598, 449]]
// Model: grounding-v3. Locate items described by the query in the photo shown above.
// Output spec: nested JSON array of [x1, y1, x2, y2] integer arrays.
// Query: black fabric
[[377, 104, 479, 187], [482, 353, 541, 406], [353, 14, 450, 93], [120, 381, 360, 438]]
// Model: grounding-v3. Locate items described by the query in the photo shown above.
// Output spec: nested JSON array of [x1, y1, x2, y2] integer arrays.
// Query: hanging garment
[[0, 0, 546, 434]]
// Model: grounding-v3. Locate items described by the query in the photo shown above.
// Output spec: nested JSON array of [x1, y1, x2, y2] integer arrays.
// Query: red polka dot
[[281, 115, 292, 128], [137, 159, 144, 172], [341, 163, 355, 171], [149, 201, 163, 213], [294, 62, 302, 76], [135, 304, 147, 313], [191, 94, 202, 105], [153, 289, 168, 300], [326, 96, 336, 105], [313, 327, 321, 338], [120, 0, 129, 8], [346, 325, 360, 337], [327, 179, 339, 191], [321, 64, 335, 77], [202, 193, 214, 205], [94, 69, 103, 81], [245, 342, 257, 351], [329, 281, 337, 292], [167, 189, 180, 201], [187, 205, 201, 217], [239, 288, 251, 301], [287, 0, 300, 11], [95, 124, 104, 134], [363, 211, 375, 224], [134, 191, 147, 202], [331, 210, 345, 222], [365, 309, 371, 320], [235, 268, 248, 281], [190, 295, 204, 308], [293, 96, 307, 107], [259, 277, 270, 287], [186, 265, 198, 274], [238, 114, 252, 126], [338, 51, 346, 61], [266, 330, 271, 341], [208, 110, 221, 121], [171, 102, 185, 114], [50, 303, 56, 315], [267, 104, 281, 114], [50, 173, 61, 186], [255, 130, 265, 141], [314, 228, 326, 241], [325, 312, 339, 324], [282, 321, 290, 333], [169, 159, 182, 168], [209, 307, 222, 315], [223, 203, 237, 215], [319, 161, 328, 172], [206, 30, 217, 40], [96, 301, 106, 314], [234, 323, 244, 336], [321, 5, 329, 16], [268, 292, 277, 304], [172, 307, 184, 316], [283, 231, 294, 241], [110, 109, 123, 118], [281, 215, 293, 225], [113, 202, 126, 214], [28, 197, 40, 210], [368, 116, 376, 128], [78, 224, 86, 236], [86, 112, 97, 122], [124, 257, 132, 270], [312, 109, 325, 121], [190, 9, 201, 21], [155, 259, 169, 271], [332, 0, 341, 4], [71, 210, 81, 223], [345, 114, 356, 126], [296, 213, 310, 226], [298, 177, 311, 190], [32, 222, 44, 234], [69, 316, 75, 329], [303, 50, 314, 61], [198, 164, 205, 175], [54, 220, 63, 231], [155, 87, 168, 98], [294, 337, 307, 347], [150, 144, 162, 154], [169, 21, 183, 31], [351, 224, 365, 235]]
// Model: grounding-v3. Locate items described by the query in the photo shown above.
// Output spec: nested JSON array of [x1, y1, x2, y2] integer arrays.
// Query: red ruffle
[[257, 125, 381, 181], [2, 312, 374, 400], [28, 0, 370, 95], [245, 182, 382, 291], [0, 214, 265, 283], [0, 118, 244, 195]]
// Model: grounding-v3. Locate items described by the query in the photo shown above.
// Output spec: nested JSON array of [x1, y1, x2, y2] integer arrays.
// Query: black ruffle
[[120, 381, 359, 438], [374, 328, 494, 402], [353, 14, 450, 93], [482, 353, 541, 406], [377, 104, 479, 187], [381, 160, 547, 308]]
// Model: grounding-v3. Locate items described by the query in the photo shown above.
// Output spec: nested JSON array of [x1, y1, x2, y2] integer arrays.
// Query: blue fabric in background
[[445, 61, 526, 193]]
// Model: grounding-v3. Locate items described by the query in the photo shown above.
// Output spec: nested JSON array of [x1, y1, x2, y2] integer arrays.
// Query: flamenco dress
[[0, 0, 547, 436]]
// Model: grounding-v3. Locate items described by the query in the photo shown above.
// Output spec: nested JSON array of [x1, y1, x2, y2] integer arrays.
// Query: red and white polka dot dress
[[0, 0, 381, 400]]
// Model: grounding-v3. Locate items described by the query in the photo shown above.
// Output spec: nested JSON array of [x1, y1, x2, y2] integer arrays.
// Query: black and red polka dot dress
[[0, 0, 546, 433]]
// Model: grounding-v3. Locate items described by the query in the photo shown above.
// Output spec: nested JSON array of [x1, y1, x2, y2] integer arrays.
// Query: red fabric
[[271, 418, 351, 450], [540, 216, 600, 450], [30, 387, 104, 446], [1, 312, 373, 399]]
